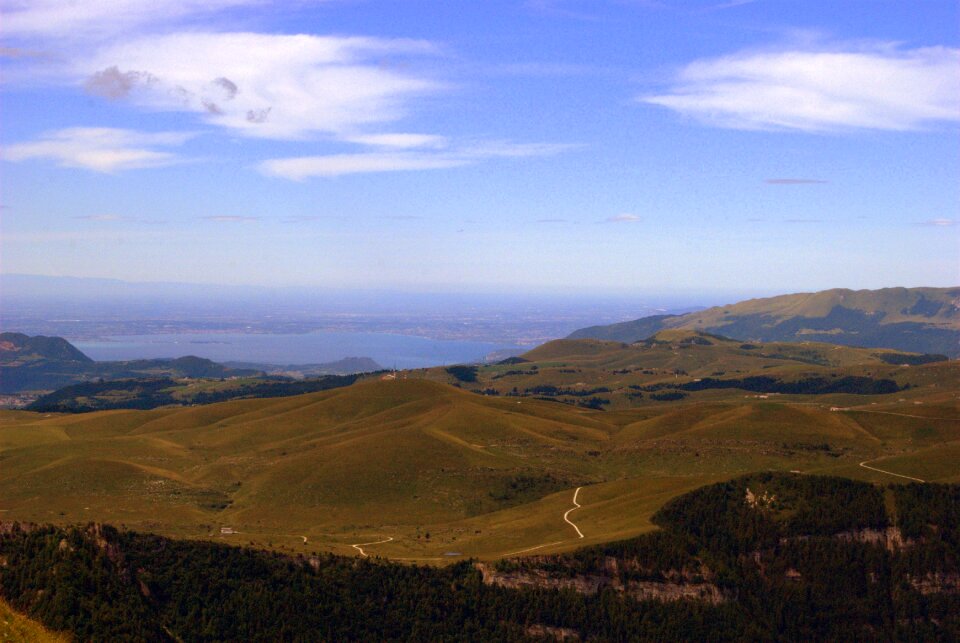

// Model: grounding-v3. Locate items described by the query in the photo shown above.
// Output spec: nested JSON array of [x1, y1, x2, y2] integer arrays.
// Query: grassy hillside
[[0, 598, 69, 643], [569, 287, 960, 356], [2, 338, 957, 560], [419, 330, 955, 413], [2, 475, 957, 641]]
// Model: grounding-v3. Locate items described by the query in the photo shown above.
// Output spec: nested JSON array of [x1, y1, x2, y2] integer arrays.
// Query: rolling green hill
[[2, 339, 957, 562], [421, 330, 954, 414], [569, 287, 960, 356]]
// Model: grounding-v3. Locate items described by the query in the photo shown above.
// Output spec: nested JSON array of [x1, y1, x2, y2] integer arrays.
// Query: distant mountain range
[[569, 287, 960, 357], [0, 332, 380, 394]]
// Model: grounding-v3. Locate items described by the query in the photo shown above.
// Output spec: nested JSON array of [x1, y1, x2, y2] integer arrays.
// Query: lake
[[72, 332, 517, 370]]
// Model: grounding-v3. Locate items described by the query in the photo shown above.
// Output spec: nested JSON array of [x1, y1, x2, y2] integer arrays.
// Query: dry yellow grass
[[1, 346, 956, 560], [0, 599, 70, 643]]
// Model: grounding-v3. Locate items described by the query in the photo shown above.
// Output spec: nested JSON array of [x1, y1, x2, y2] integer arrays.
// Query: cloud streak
[[606, 213, 642, 222], [259, 141, 576, 179], [3, 127, 193, 172], [0, 0, 268, 39], [260, 153, 468, 180], [75, 214, 131, 221], [644, 44, 960, 132], [75, 32, 441, 140]]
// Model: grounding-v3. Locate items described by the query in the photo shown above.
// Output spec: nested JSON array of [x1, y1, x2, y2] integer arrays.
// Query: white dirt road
[[859, 459, 925, 483], [351, 536, 394, 557], [563, 487, 584, 539]]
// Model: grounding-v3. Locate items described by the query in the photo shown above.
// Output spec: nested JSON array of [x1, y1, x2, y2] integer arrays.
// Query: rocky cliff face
[[475, 561, 726, 605]]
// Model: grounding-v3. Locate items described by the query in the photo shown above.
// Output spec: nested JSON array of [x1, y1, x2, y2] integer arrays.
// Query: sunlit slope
[[679, 287, 959, 326], [0, 380, 612, 531], [1, 373, 956, 560], [523, 331, 913, 371], [568, 287, 960, 355], [0, 598, 70, 643], [426, 332, 959, 412]]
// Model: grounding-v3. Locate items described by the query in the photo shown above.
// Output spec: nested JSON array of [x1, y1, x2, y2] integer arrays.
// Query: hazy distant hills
[[224, 356, 383, 377], [569, 287, 960, 357], [0, 333, 92, 364], [0, 332, 384, 395], [0, 332, 262, 394]]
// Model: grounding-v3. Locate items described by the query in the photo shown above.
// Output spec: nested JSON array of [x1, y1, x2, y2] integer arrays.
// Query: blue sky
[[1, 0, 958, 295]]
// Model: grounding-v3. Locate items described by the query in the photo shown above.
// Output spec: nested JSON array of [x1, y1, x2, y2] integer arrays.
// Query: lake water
[[72, 332, 516, 370]]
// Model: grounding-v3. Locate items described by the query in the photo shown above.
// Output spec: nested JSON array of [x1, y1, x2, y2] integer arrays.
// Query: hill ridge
[[568, 286, 960, 356]]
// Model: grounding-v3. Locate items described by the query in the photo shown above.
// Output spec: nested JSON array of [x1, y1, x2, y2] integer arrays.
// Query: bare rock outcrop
[[475, 562, 726, 605]]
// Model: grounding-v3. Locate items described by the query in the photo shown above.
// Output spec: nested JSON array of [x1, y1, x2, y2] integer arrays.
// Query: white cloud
[[921, 218, 957, 227], [643, 44, 960, 132], [259, 153, 469, 180], [344, 133, 450, 149], [259, 140, 576, 179], [0, 0, 267, 39], [74, 32, 441, 140], [3, 127, 192, 172], [606, 213, 641, 222]]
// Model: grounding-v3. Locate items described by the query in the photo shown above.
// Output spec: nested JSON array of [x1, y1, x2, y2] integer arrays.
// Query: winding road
[[859, 459, 925, 483], [563, 487, 585, 539], [351, 536, 394, 557]]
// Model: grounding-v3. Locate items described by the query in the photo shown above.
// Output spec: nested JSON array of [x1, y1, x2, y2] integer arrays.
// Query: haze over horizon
[[2, 0, 958, 294]]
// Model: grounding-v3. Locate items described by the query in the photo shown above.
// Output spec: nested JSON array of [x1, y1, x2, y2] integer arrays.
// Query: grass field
[[0, 599, 69, 643], [1, 337, 957, 562]]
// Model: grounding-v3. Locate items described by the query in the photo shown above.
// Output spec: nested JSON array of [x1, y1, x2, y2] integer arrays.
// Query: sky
[[1, 0, 958, 296]]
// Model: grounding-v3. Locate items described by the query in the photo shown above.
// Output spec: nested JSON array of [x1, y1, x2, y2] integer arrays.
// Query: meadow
[[1, 334, 957, 562]]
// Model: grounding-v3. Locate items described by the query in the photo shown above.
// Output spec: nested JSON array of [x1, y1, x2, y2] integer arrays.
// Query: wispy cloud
[[260, 153, 468, 180], [644, 43, 960, 132], [3, 127, 193, 172], [202, 215, 259, 222], [0, 0, 268, 40], [605, 213, 642, 222], [73, 32, 441, 140], [919, 218, 957, 227], [344, 133, 449, 149], [259, 140, 576, 179], [83, 66, 158, 99], [765, 178, 828, 185]]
